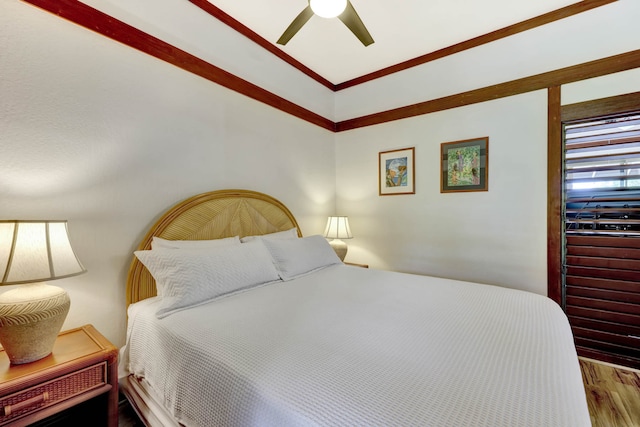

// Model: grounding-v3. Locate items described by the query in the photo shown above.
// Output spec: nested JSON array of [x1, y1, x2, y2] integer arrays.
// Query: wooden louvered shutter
[[564, 114, 640, 369]]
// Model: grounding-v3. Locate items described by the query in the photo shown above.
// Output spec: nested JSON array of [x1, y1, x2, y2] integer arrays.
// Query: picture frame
[[379, 147, 415, 196], [440, 137, 488, 193]]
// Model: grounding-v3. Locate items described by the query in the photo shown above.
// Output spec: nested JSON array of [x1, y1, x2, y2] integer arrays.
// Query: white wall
[[82, 0, 335, 119], [0, 1, 335, 347], [336, 71, 640, 297], [562, 68, 640, 106], [336, 91, 549, 295]]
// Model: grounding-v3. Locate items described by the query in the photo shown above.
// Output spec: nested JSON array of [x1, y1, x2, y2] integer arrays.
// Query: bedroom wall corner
[[335, 91, 549, 295], [0, 0, 336, 347]]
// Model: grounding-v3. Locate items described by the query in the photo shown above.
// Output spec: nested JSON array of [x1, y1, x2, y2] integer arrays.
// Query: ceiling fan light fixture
[[277, 0, 373, 47], [309, 0, 347, 18]]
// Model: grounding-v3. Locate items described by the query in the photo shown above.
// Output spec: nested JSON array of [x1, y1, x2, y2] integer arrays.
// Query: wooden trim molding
[[336, 50, 640, 132], [547, 86, 563, 306], [335, 0, 618, 90], [21, 0, 335, 132], [19, 0, 640, 134], [562, 91, 640, 122], [187, 0, 335, 91], [189, 0, 617, 91]]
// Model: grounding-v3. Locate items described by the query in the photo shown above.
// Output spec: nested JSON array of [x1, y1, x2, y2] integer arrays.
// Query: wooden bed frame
[[125, 189, 301, 307], [122, 189, 301, 426]]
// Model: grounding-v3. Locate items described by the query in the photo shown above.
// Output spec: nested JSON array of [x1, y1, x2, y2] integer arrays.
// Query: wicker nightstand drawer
[[0, 325, 118, 427], [0, 362, 107, 425]]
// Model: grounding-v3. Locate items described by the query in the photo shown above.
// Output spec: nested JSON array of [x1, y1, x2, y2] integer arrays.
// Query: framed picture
[[441, 137, 488, 193], [379, 147, 415, 196]]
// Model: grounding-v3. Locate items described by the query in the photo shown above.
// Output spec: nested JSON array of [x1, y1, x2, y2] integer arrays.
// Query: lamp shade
[[324, 216, 353, 240], [0, 220, 86, 285], [310, 0, 347, 18]]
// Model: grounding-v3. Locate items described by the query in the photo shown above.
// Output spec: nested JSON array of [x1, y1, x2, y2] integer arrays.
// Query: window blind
[[563, 112, 640, 368], [565, 115, 640, 236]]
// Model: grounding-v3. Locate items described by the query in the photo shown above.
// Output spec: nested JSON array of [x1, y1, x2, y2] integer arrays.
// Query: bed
[[120, 189, 590, 427]]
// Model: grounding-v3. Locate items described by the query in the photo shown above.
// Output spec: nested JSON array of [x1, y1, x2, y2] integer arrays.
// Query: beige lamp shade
[[0, 221, 85, 364], [323, 216, 353, 240], [0, 221, 85, 285], [324, 216, 353, 261]]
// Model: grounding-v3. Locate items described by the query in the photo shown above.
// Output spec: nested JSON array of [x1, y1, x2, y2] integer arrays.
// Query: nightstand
[[0, 324, 118, 427]]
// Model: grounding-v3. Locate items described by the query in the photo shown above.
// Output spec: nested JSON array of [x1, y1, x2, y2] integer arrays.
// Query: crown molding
[[19, 0, 638, 133], [335, 50, 640, 131]]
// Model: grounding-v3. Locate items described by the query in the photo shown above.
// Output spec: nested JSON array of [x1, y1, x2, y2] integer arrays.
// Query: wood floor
[[580, 357, 640, 427], [118, 358, 640, 426]]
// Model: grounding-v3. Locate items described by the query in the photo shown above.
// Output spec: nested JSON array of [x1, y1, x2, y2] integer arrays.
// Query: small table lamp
[[324, 216, 353, 261], [0, 220, 86, 364]]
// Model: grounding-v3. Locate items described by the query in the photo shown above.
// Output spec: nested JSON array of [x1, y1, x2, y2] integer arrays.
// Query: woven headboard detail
[[125, 189, 301, 306]]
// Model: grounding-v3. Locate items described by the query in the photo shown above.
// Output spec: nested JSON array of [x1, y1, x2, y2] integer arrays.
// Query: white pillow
[[240, 228, 298, 243], [135, 239, 280, 318], [262, 235, 341, 280], [152, 235, 240, 249]]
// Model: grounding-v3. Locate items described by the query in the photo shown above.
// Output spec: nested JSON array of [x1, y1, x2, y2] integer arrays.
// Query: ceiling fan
[[277, 0, 374, 47]]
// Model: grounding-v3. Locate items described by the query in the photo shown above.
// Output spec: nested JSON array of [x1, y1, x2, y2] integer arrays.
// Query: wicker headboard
[[125, 189, 301, 307]]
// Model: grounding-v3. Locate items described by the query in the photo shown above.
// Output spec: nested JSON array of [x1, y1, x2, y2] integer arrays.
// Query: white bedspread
[[121, 265, 590, 426]]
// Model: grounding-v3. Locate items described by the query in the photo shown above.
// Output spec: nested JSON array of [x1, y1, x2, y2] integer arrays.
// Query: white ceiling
[[206, 0, 578, 84]]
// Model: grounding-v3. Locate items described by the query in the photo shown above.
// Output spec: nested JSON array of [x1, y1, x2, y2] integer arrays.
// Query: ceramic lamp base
[[329, 239, 348, 261], [0, 283, 70, 364]]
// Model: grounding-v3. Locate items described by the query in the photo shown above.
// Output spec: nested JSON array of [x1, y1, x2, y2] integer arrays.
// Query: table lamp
[[324, 216, 353, 261], [0, 221, 86, 364]]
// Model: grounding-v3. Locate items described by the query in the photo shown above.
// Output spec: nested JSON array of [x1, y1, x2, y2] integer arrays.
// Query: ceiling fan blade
[[277, 5, 314, 45], [338, 1, 374, 46]]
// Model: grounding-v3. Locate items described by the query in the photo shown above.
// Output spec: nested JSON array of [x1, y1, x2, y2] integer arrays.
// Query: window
[[565, 114, 640, 236], [562, 111, 640, 369]]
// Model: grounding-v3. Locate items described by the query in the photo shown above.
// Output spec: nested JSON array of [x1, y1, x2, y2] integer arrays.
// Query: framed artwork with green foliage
[[441, 137, 488, 193]]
